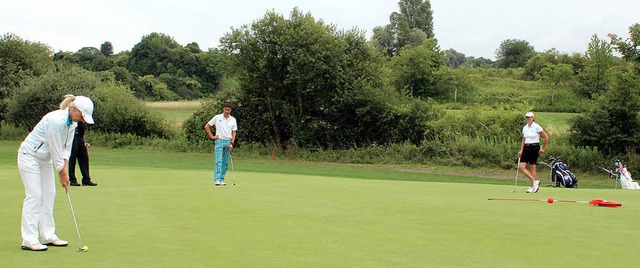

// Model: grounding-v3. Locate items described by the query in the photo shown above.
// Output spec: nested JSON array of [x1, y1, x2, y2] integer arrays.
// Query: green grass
[[1, 141, 638, 267], [535, 112, 578, 135], [145, 101, 201, 127]]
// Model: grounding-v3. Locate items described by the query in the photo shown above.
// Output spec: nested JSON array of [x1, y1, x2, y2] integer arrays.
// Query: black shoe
[[70, 182, 81, 186], [82, 181, 98, 186]]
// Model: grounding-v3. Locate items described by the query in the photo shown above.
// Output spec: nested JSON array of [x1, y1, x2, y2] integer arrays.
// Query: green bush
[[5, 66, 170, 139], [0, 121, 28, 140], [91, 85, 170, 138]]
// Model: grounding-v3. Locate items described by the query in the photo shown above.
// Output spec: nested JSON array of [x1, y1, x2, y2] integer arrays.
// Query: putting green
[[0, 142, 638, 267]]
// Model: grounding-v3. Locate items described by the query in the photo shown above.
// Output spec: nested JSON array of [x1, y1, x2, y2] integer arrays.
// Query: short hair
[[223, 103, 232, 109]]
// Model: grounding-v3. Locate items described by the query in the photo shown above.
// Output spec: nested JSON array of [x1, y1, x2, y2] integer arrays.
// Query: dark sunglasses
[[525, 116, 533, 118]]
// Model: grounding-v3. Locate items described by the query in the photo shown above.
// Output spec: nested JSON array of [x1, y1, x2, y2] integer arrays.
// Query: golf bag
[[614, 160, 640, 190], [548, 157, 578, 188]]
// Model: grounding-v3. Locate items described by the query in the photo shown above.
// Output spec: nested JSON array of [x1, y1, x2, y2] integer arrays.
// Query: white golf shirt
[[522, 122, 543, 144], [207, 113, 237, 140], [20, 108, 76, 172]]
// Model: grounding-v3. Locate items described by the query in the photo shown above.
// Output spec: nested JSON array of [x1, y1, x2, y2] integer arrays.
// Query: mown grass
[[146, 100, 201, 127], [1, 141, 637, 267]]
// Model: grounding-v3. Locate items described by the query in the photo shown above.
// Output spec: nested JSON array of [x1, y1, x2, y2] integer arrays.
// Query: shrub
[[5, 65, 100, 128], [5, 66, 170, 139], [91, 85, 170, 138]]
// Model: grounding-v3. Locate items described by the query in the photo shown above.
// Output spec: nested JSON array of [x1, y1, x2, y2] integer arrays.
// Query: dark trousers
[[69, 137, 91, 184]]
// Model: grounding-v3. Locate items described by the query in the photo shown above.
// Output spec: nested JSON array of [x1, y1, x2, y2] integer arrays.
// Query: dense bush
[[5, 65, 100, 128], [91, 85, 170, 137], [568, 71, 640, 155], [5, 66, 170, 138]]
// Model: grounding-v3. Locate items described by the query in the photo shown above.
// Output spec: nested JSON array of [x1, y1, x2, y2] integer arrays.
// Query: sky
[[2, 0, 639, 60]]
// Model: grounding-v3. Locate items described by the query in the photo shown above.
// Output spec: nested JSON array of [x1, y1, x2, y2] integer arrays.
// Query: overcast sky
[[2, 0, 638, 60]]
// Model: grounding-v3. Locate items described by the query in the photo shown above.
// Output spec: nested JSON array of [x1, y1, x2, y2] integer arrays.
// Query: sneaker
[[82, 181, 98, 186], [220, 182, 227, 186], [525, 187, 533, 193], [533, 180, 540, 193], [43, 238, 68, 247], [70, 182, 81, 186], [214, 181, 221, 186], [21, 242, 48, 251]]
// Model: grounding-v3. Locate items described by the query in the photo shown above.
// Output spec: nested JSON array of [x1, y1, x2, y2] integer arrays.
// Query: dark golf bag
[[549, 157, 578, 188]]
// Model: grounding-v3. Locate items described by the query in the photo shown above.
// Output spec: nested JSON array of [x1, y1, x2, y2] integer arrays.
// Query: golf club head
[[77, 247, 88, 253]]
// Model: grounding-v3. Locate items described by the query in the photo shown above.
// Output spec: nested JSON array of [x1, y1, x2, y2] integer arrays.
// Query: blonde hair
[[59, 94, 76, 109]]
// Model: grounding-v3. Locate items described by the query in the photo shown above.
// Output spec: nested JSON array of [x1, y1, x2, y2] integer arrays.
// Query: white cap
[[525, 112, 534, 118], [73, 96, 95, 124]]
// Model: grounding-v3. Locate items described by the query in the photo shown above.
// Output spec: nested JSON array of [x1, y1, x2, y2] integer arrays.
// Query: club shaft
[[67, 192, 83, 247], [230, 152, 237, 185], [512, 157, 521, 191]]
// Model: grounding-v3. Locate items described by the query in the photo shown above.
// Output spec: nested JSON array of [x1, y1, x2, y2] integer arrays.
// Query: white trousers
[[17, 150, 59, 245]]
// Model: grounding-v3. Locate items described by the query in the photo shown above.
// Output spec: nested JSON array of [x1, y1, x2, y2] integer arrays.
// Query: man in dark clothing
[[69, 121, 97, 186]]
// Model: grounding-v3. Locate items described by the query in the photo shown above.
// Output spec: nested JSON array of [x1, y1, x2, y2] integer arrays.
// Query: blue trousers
[[213, 139, 231, 183]]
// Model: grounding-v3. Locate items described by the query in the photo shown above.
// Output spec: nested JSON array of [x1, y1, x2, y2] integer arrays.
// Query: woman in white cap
[[17, 94, 94, 251], [517, 112, 549, 193]]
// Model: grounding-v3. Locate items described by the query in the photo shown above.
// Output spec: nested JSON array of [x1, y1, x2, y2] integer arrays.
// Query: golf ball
[[82, 245, 89, 251], [547, 198, 554, 203]]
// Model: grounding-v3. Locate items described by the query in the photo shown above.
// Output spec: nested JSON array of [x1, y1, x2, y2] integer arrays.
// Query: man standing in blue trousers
[[204, 103, 237, 186]]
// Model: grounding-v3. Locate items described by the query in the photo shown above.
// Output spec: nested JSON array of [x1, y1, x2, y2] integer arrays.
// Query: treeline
[[2, 1, 640, 171]]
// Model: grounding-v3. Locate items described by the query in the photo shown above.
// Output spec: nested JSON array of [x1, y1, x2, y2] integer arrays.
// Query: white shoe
[[526, 187, 533, 193], [533, 180, 540, 193], [43, 238, 68, 247], [21, 242, 48, 251]]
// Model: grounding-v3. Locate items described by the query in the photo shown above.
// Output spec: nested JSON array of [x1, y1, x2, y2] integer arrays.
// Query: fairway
[[0, 142, 638, 267]]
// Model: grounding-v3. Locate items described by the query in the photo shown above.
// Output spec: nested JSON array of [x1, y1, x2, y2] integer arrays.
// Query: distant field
[[535, 112, 578, 135], [146, 101, 201, 126]]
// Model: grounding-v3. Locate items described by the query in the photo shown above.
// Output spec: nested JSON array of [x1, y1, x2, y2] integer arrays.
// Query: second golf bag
[[548, 157, 578, 188], [614, 160, 640, 190]]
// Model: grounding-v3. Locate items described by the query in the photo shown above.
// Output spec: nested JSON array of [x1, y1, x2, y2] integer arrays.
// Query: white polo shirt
[[522, 122, 543, 144], [207, 113, 237, 140]]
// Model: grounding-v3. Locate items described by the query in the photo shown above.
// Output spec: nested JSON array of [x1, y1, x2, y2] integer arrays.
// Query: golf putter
[[66, 190, 87, 252], [511, 157, 521, 192], [230, 151, 238, 186]]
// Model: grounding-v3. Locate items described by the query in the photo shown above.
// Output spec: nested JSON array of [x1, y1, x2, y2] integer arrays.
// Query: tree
[[522, 48, 563, 80], [464, 56, 493, 68], [537, 63, 573, 104], [100, 41, 113, 57], [53, 47, 113, 72], [495, 39, 535, 68], [609, 23, 640, 73], [576, 35, 615, 99], [0, 33, 54, 120], [371, 0, 434, 56], [219, 8, 437, 149], [569, 72, 640, 155], [128, 32, 181, 76], [390, 39, 445, 98], [444, 48, 466, 69], [185, 42, 202, 53], [0, 33, 54, 89]]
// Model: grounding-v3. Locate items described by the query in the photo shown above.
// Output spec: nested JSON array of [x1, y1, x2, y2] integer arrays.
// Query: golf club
[[511, 157, 521, 192], [229, 151, 238, 186], [66, 190, 88, 252]]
